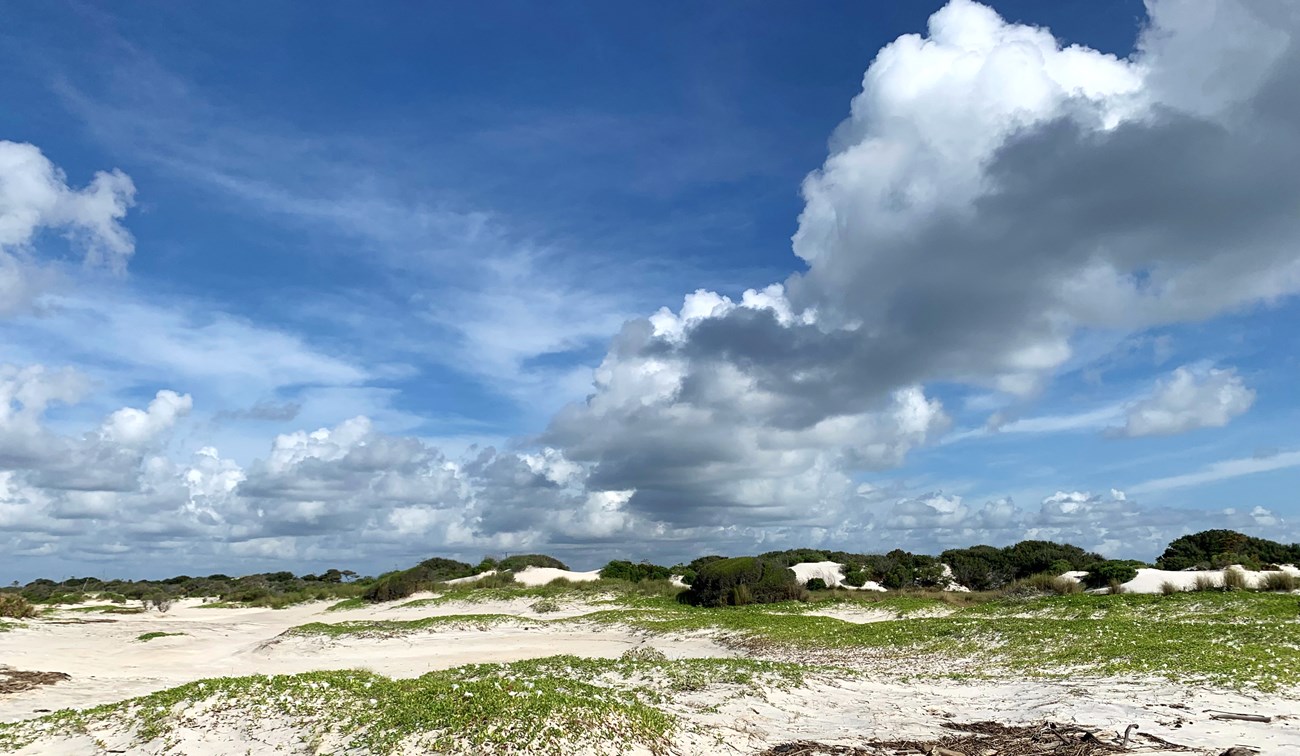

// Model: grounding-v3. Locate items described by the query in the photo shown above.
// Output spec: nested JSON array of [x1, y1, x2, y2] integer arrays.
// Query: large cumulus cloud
[[543, 0, 1300, 532]]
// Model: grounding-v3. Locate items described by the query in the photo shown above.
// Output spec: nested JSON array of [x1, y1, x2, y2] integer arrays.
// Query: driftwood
[[754, 720, 1195, 755], [1206, 710, 1272, 723]]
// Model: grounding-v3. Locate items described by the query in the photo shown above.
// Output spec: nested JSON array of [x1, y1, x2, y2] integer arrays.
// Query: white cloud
[[101, 390, 193, 447], [1118, 365, 1255, 437], [1129, 449, 1300, 494], [0, 141, 135, 313]]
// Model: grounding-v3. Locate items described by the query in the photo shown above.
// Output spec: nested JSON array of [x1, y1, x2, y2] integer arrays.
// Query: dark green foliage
[[496, 554, 569, 572], [841, 568, 868, 587], [759, 549, 829, 566], [687, 555, 726, 573], [1082, 560, 1142, 590], [599, 561, 672, 583], [942, 541, 1101, 591], [683, 557, 805, 607], [804, 577, 828, 591], [1155, 530, 1300, 572], [363, 557, 476, 603]]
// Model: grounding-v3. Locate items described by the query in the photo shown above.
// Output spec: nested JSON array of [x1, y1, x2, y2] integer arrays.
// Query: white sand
[[1060, 564, 1300, 593], [444, 569, 495, 585], [511, 566, 602, 586], [0, 596, 728, 724], [789, 561, 886, 591]]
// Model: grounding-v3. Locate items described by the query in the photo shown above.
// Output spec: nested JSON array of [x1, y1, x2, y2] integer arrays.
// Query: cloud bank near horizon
[[4, 0, 1300, 577]]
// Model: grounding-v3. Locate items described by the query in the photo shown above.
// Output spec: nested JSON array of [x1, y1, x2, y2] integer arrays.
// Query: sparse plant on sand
[[148, 594, 174, 613], [530, 598, 560, 614], [1222, 567, 1249, 591], [137, 631, 185, 642], [1191, 573, 1220, 592], [1106, 579, 1125, 595], [1259, 571, 1297, 592], [1159, 580, 1182, 595]]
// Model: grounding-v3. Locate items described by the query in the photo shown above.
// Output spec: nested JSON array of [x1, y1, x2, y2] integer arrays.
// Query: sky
[[2, 0, 1299, 581]]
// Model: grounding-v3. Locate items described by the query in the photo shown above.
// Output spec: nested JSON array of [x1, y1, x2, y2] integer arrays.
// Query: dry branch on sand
[[0, 666, 70, 695], [755, 720, 1194, 755]]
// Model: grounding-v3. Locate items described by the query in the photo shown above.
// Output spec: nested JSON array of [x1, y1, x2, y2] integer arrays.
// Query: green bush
[[1156, 529, 1300, 571], [683, 557, 805, 607], [364, 557, 476, 603], [1004, 572, 1080, 596], [497, 554, 568, 571], [599, 560, 671, 583], [1081, 560, 1141, 590], [841, 568, 868, 588], [804, 577, 828, 591]]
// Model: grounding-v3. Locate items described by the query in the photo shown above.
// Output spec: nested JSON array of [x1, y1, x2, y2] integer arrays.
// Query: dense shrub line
[[7, 529, 1298, 610]]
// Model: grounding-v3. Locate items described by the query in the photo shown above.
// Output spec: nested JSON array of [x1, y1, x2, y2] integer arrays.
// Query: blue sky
[[2, 0, 1298, 580]]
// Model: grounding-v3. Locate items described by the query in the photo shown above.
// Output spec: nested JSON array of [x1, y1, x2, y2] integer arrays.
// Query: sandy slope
[[0, 597, 727, 723]]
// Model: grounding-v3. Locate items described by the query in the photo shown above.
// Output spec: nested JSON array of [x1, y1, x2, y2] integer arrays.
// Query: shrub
[[1107, 579, 1125, 595], [683, 557, 805, 607], [1222, 566, 1249, 591], [1259, 571, 1298, 592], [1191, 573, 1220, 592], [759, 549, 830, 566], [1156, 529, 1300, 571], [363, 557, 476, 603], [599, 560, 671, 583], [0, 593, 36, 619], [1081, 560, 1140, 590], [148, 594, 174, 613], [1047, 559, 1074, 576], [497, 554, 568, 571], [1159, 580, 1182, 595], [805, 577, 829, 591], [841, 569, 868, 588]]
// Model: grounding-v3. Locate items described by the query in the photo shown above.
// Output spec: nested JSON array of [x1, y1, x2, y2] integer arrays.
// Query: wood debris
[[754, 720, 1196, 755]]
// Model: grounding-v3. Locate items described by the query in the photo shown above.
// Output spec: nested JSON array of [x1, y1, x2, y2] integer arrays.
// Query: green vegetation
[[4, 569, 369, 611], [363, 557, 477, 603], [494, 554, 569, 572], [1260, 571, 1298, 592], [1080, 560, 1142, 589], [136, 631, 185, 642], [598, 560, 671, 582], [942, 541, 1102, 591], [1157, 529, 1300, 571], [62, 604, 147, 615], [681, 557, 805, 607], [0, 593, 37, 619]]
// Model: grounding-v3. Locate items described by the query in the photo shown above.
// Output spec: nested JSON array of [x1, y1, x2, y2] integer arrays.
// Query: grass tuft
[[136, 631, 186, 642]]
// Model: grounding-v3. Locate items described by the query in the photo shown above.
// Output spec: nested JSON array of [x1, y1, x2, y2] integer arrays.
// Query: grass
[[0, 656, 809, 754], [326, 597, 367, 612], [63, 605, 147, 615], [136, 631, 186, 642], [1260, 571, 1298, 592]]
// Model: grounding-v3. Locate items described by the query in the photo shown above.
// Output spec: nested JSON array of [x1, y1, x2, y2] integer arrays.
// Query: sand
[[5, 588, 1300, 754], [0, 597, 728, 724], [511, 566, 602, 586], [789, 561, 887, 591], [1058, 564, 1300, 594]]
